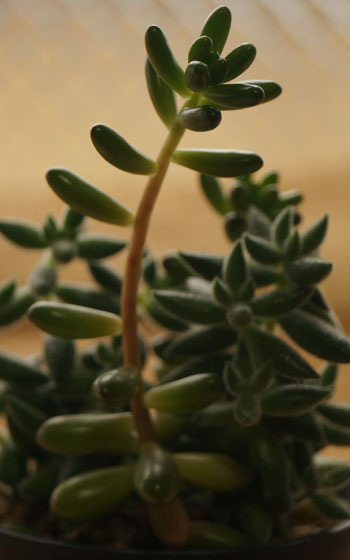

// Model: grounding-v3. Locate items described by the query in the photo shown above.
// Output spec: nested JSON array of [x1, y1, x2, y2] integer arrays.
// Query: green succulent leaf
[[94, 367, 139, 407], [37, 412, 137, 456], [311, 491, 350, 520], [174, 452, 246, 492], [184, 61, 210, 92], [261, 384, 330, 416], [276, 189, 303, 210], [285, 258, 332, 286], [88, 261, 122, 295], [279, 310, 350, 362], [245, 234, 282, 265], [56, 283, 119, 315], [178, 106, 222, 132], [173, 150, 263, 177], [29, 302, 123, 339], [77, 234, 126, 260], [234, 395, 261, 427], [189, 522, 248, 550], [51, 464, 135, 522], [0, 287, 36, 328], [272, 208, 293, 246], [0, 441, 27, 488], [212, 277, 232, 306], [159, 353, 228, 385], [204, 83, 264, 110], [145, 59, 177, 128], [318, 403, 350, 427], [223, 43, 257, 82], [319, 417, 350, 446], [301, 214, 328, 256], [320, 363, 338, 387], [251, 286, 312, 317], [0, 219, 47, 249], [241, 80, 282, 103], [188, 35, 213, 63], [0, 350, 47, 386], [208, 57, 228, 86], [249, 264, 280, 288], [0, 279, 16, 308], [162, 325, 237, 361], [246, 207, 271, 240], [245, 324, 318, 380], [46, 168, 134, 225], [145, 25, 189, 97], [134, 442, 181, 504], [91, 124, 157, 175], [199, 175, 229, 215], [180, 250, 223, 280], [224, 240, 248, 294], [29, 263, 57, 297], [18, 460, 61, 501], [284, 230, 302, 260], [199, 5, 232, 55], [143, 373, 224, 413], [5, 394, 47, 442], [61, 206, 85, 233], [315, 457, 350, 490], [152, 290, 226, 324], [44, 335, 75, 388]]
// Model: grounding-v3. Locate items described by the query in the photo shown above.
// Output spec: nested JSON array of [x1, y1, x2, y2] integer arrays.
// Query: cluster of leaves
[[0, 4, 349, 552]]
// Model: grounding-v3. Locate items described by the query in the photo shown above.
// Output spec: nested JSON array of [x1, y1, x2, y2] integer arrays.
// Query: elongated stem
[[121, 118, 186, 443]]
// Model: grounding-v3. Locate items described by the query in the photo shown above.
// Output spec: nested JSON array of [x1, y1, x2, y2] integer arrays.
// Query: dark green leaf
[[146, 298, 188, 332], [159, 353, 228, 384], [173, 150, 263, 177], [29, 302, 123, 339], [241, 80, 282, 103], [279, 310, 350, 362], [178, 106, 221, 132], [249, 263, 280, 287], [208, 58, 228, 86], [251, 286, 312, 317], [235, 497, 273, 546], [226, 303, 253, 328], [0, 279, 16, 307], [184, 61, 210, 92], [46, 168, 134, 225], [199, 6, 232, 54], [311, 491, 350, 520], [284, 230, 302, 260], [174, 452, 246, 492], [318, 403, 350, 427], [90, 124, 157, 175], [152, 290, 226, 324], [230, 181, 250, 213], [212, 277, 232, 306], [301, 214, 328, 256], [261, 384, 330, 416], [29, 263, 57, 296], [77, 234, 126, 259], [268, 412, 327, 445], [316, 458, 350, 490], [249, 360, 273, 393], [224, 213, 247, 241], [0, 350, 47, 385], [320, 363, 338, 386], [180, 250, 223, 280], [319, 417, 350, 446], [6, 394, 47, 441], [276, 189, 303, 209], [234, 395, 261, 427], [62, 207, 85, 233], [145, 59, 177, 128], [145, 25, 189, 97], [245, 324, 318, 380], [188, 35, 213, 63], [94, 367, 139, 407], [199, 175, 229, 215], [162, 252, 193, 283], [285, 258, 332, 286], [0, 287, 36, 328], [224, 240, 248, 294], [204, 83, 264, 109], [223, 43, 257, 82], [246, 207, 271, 239], [163, 325, 237, 361], [56, 283, 119, 314], [245, 234, 282, 265], [88, 261, 122, 295], [272, 208, 293, 246], [260, 171, 279, 186], [0, 219, 47, 249], [44, 335, 76, 387]]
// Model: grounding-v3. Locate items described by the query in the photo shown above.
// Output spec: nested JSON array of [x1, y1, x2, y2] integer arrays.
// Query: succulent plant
[[0, 5, 349, 551]]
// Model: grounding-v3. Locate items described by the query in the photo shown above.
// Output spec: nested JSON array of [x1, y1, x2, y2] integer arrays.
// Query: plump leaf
[[188, 35, 213, 63], [212, 277, 232, 306], [223, 43, 257, 82], [199, 175, 229, 215], [145, 25, 189, 97], [145, 59, 177, 128], [91, 124, 157, 175], [251, 286, 312, 317], [245, 234, 282, 265], [285, 258, 332, 286], [224, 241, 248, 294], [279, 310, 350, 362], [204, 83, 264, 110], [0, 350, 47, 386], [184, 61, 210, 92], [46, 168, 134, 225], [189, 522, 248, 550], [29, 302, 122, 339], [0, 219, 47, 249], [51, 464, 135, 521], [56, 283, 119, 314], [0, 279, 16, 307], [162, 252, 193, 283], [162, 325, 237, 361], [143, 373, 224, 413], [152, 290, 226, 324], [178, 106, 222, 132], [180, 250, 223, 280], [174, 452, 246, 492], [276, 189, 303, 209], [261, 384, 330, 416], [44, 335, 75, 388], [146, 298, 188, 332], [77, 234, 126, 259], [94, 367, 139, 407], [134, 442, 181, 504], [301, 214, 328, 255], [245, 324, 318, 380], [173, 149, 263, 177], [199, 6, 232, 54], [318, 403, 350, 427], [241, 80, 282, 103], [311, 491, 350, 520], [0, 287, 36, 328], [208, 57, 228, 86], [37, 412, 137, 456], [88, 261, 122, 295], [272, 208, 293, 246], [159, 353, 228, 385]]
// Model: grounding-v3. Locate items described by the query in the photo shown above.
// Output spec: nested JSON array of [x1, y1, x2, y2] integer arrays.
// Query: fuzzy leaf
[[56, 283, 119, 314], [159, 353, 228, 385], [223, 43, 257, 83], [212, 277, 232, 306], [224, 362, 245, 396], [249, 264, 280, 287], [29, 302, 122, 339], [276, 189, 303, 209], [199, 6, 232, 54], [302, 214, 328, 255], [0, 287, 36, 328], [224, 240, 248, 294], [162, 325, 237, 361], [285, 258, 332, 286], [272, 208, 293, 246], [284, 230, 302, 260], [88, 261, 122, 295], [0, 219, 47, 249], [143, 373, 223, 413], [173, 150, 263, 177], [224, 213, 247, 241], [91, 124, 157, 175], [279, 310, 350, 362], [320, 363, 338, 386], [180, 250, 223, 280], [162, 252, 193, 283], [199, 175, 229, 215], [29, 263, 57, 296], [5, 395, 47, 441], [145, 59, 177, 128], [146, 298, 188, 332], [145, 25, 189, 97], [246, 207, 271, 239], [204, 83, 264, 109], [234, 395, 261, 427], [152, 290, 226, 324], [251, 286, 312, 317], [44, 335, 75, 387], [245, 324, 318, 380], [77, 234, 126, 260], [245, 234, 282, 265], [261, 384, 330, 416]]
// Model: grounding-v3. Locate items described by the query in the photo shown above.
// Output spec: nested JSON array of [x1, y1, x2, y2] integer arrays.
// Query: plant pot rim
[[1, 519, 350, 557]]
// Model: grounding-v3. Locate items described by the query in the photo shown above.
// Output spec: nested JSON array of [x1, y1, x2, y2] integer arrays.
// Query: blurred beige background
[[1, 1, 350, 455]]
